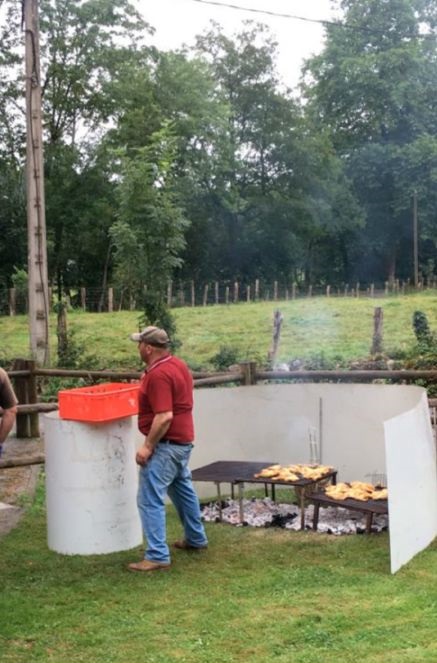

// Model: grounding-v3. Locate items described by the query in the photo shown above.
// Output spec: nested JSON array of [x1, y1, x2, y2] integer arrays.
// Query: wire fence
[[1, 277, 436, 315]]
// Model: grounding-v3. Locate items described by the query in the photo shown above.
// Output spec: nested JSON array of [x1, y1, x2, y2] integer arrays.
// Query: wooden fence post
[[370, 283, 374, 298], [56, 302, 68, 365], [292, 283, 297, 300], [234, 282, 239, 303], [215, 281, 219, 305], [203, 284, 209, 306], [384, 281, 389, 296], [344, 284, 349, 297], [108, 287, 113, 313], [12, 359, 38, 438], [326, 285, 331, 297], [8, 288, 16, 316], [255, 279, 259, 301], [27, 360, 39, 437], [80, 287, 86, 311], [246, 284, 251, 303], [225, 286, 230, 304], [191, 281, 195, 307], [356, 282, 360, 297], [371, 307, 384, 355], [268, 309, 283, 366], [12, 359, 28, 438], [308, 285, 312, 297], [239, 361, 257, 386], [273, 281, 278, 301], [178, 283, 185, 306]]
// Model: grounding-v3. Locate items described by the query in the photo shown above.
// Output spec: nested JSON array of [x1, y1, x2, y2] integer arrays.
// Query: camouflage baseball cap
[[130, 326, 170, 346]]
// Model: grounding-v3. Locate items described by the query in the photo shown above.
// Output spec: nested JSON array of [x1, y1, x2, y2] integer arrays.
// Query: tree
[[183, 22, 360, 284], [0, 0, 154, 292], [303, 0, 437, 283], [109, 126, 189, 307]]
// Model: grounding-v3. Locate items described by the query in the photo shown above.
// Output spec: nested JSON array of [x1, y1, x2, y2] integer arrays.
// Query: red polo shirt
[[138, 354, 194, 443]]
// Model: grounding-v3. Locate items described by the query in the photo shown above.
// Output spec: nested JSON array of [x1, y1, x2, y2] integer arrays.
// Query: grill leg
[[365, 512, 373, 534], [300, 489, 306, 530], [215, 482, 222, 521], [238, 483, 244, 523]]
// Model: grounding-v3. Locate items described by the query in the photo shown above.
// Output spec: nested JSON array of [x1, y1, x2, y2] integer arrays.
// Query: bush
[[210, 345, 241, 371], [412, 310, 434, 346]]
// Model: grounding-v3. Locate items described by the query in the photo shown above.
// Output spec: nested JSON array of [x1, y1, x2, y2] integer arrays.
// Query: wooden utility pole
[[24, 0, 50, 364], [413, 190, 419, 288]]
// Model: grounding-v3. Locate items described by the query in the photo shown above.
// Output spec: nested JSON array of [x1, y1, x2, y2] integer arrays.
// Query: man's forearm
[[145, 411, 173, 450], [0, 407, 17, 445]]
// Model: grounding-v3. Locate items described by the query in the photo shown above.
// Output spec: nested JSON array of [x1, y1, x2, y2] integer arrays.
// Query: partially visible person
[[0, 368, 18, 456], [128, 326, 208, 573]]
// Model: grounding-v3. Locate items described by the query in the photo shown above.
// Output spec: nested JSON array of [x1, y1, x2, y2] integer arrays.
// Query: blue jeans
[[137, 442, 208, 563]]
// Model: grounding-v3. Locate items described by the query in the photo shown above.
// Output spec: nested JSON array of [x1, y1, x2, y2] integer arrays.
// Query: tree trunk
[[386, 243, 398, 285], [98, 242, 112, 312]]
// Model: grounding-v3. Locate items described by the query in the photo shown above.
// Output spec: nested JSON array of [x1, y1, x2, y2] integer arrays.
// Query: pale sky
[[136, 0, 340, 89]]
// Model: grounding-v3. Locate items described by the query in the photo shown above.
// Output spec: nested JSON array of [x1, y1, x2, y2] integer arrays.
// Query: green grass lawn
[[1, 291, 437, 370], [2, 294, 437, 661], [1, 479, 437, 663]]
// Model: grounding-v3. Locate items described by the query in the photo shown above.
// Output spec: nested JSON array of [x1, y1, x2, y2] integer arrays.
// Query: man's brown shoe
[[127, 559, 171, 572], [173, 540, 208, 551]]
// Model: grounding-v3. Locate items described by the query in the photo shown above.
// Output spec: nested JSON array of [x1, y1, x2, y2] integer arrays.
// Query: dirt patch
[[0, 437, 44, 539]]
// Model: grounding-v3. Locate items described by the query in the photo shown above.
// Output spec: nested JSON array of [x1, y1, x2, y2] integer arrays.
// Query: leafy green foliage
[[139, 290, 181, 352], [210, 345, 242, 371], [10, 267, 27, 291], [0, 0, 437, 296], [109, 129, 189, 306], [412, 310, 434, 345], [303, 0, 437, 284]]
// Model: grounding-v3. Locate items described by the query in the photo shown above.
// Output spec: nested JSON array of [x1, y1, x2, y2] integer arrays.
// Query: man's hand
[[135, 443, 154, 466]]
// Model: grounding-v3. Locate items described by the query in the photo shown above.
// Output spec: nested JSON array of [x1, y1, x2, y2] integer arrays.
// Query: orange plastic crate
[[58, 382, 139, 422]]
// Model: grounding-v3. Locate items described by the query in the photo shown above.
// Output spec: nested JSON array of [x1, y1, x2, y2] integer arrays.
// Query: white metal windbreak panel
[[191, 382, 436, 572], [191, 383, 424, 488], [384, 392, 437, 574], [44, 412, 142, 555]]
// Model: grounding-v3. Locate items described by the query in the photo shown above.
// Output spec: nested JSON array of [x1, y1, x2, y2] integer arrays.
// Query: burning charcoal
[[199, 498, 388, 535]]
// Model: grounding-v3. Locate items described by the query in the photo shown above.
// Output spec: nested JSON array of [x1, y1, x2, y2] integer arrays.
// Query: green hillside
[[1, 291, 437, 371]]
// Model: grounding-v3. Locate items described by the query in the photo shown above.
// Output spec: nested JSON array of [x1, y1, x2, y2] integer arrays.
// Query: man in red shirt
[[128, 326, 208, 572]]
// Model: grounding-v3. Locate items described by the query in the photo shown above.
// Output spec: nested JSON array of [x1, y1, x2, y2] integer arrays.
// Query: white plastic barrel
[[44, 412, 142, 555]]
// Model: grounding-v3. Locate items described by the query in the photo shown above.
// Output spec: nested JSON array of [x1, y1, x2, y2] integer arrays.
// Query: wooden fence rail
[[3, 359, 437, 438]]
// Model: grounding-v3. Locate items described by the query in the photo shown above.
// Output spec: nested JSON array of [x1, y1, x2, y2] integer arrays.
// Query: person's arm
[[0, 405, 18, 446], [136, 411, 173, 466]]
